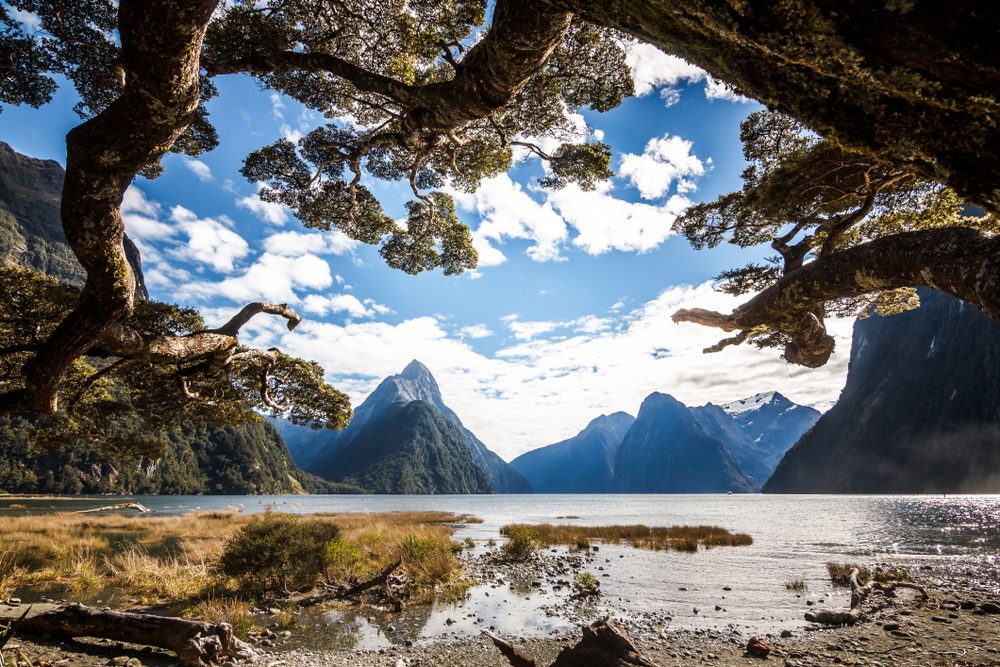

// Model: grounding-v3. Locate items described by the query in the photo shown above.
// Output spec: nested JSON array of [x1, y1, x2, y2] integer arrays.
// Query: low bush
[[217, 513, 340, 595], [499, 524, 541, 561], [572, 571, 600, 597]]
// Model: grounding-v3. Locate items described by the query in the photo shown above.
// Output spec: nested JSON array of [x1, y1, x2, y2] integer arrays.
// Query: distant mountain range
[[286, 360, 530, 493], [512, 390, 819, 493], [765, 288, 1000, 494]]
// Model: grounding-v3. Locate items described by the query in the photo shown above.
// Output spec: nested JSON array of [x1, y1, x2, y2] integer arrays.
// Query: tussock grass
[[499, 523, 753, 552], [185, 596, 259, 640], [0, 510, 475, 605], [785, 578, 807, 591]]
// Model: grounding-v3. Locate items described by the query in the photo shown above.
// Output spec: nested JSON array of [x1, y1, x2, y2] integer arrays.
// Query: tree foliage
[[674, 111, 1000, 366], [0, 0, 997, 415], [0, 266, 351, 450]]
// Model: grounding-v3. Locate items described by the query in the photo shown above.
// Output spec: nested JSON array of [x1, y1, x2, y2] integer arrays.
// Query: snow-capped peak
[[720, 391, 782, 416]]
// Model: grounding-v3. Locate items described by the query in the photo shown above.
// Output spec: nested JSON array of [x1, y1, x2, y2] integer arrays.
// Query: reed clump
[[499, 523, 753, 552]]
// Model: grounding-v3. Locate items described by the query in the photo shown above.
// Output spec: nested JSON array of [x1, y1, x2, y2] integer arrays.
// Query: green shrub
[[572, 571, 600, 597], [217, 513, 340, 595], [324, 538, 364, 582], [499, 524, 541, 562]]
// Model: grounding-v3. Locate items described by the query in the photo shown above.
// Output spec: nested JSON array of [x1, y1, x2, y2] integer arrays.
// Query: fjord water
[[11, 494, 1000, 646]]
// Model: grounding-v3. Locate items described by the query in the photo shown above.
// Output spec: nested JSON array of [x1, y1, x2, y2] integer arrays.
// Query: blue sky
[[0, 38, 854, 458]]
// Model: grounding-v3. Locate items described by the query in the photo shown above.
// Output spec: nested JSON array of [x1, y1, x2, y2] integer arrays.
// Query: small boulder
[[746, 637, 772, 659]]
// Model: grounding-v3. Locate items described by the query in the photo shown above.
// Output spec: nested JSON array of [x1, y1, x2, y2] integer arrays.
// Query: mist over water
[[9, 493, 999, 647]]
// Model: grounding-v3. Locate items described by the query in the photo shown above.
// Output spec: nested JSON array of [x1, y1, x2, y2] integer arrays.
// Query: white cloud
[[122, 186, 175, 242], [302, 293, 380, 318], [252, 282, 853, 460], [547, 182, 692, 255], [620, 134, 707, 200], [168, 206, 250, 273], [263, 230, 358, 257], [502, 315, 561, 341], [237, 185, 291, 227], [178, 252, 332, 304], [704, 75, 752, 103], [460, 324, 493, 339], [452, 174, 568, 266], [626, 43, 704, 100], [269, 92, 286, 120], [183, 158, 213, 182], [626, 42, 754, 106]]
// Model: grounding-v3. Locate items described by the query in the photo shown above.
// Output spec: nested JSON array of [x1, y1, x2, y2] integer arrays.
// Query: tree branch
[[674, 227, 1000, 367], [209, 302, 301, 336], [203, 51, 423, 107]]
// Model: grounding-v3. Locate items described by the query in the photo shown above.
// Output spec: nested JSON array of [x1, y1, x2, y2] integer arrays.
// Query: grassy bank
[[0, 510, 479, 632], [500, 523, 753, 554]]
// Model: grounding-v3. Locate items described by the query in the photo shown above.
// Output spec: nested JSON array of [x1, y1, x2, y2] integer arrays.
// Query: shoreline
[[5, 579, 1000, 667]]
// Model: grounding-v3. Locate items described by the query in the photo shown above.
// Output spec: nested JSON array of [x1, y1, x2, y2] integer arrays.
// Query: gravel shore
[[6, 578, 1000, 667]]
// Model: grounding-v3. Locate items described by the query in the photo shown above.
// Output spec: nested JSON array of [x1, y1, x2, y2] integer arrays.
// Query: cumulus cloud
[[547, 183, 692, 255], [178, 252, 332, 304], [460, 324, 493, 339], [263, 230, 358, 257], [122, 186, 175, 242], [452, 174, 568, 266], [183, 158, 213, 182], [302, 293, 381, 318], [619, 134, 707, 200], [237, 185, 291, 227], [625, 42, 752, 106], [246, 282, 853, 459], [168, 206, 250, 273]]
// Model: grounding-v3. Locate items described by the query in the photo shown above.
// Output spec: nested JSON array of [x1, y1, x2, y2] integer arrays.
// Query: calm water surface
[[6, 494, 999, 648]]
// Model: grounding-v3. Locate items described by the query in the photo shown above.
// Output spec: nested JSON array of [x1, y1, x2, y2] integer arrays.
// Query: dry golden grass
[[0, 510, 475, 604], [184, 596, 259, 640], [500, 523, 753, 553]]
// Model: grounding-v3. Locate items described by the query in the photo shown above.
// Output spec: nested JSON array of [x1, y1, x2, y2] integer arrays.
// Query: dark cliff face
[[510, 412, 635, 493], [0, 141, 148, 299], [305, 360, 529, 492], [322, 400, 495, 494], [613, 393, 754, 493], [765, 289, 1000, 494]]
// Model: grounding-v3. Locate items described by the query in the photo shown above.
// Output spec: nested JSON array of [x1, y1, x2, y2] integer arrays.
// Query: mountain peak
[[720, 391, 788, 416], [399, 359, 432, 380]]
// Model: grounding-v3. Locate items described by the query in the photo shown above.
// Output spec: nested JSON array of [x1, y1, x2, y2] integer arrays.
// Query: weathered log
[[3, 603, 255, 667], [488, 618, 658, 667], [75, 502, 150, 514], [298, 557, 403, 607], [806, 568, 928, 626]]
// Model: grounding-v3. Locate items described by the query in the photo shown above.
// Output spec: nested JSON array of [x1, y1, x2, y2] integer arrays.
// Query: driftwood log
[[75, 503, 150, 514], [486, 618, 658, 667], [806, 568, 928, 625], [2, 603, 255, 667], [299, 557, 403, 607]]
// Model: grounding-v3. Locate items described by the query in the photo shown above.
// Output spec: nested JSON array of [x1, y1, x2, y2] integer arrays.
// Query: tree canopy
[[673, 111, 999, 367], [0, 0, 997, 421]]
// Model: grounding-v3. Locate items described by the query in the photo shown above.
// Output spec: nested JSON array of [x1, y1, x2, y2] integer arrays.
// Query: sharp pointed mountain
[[765, 288, 1000, 494], [613, 393, 754, 493], [510, 412, 635, 492], [307, 361, 530, 493]]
